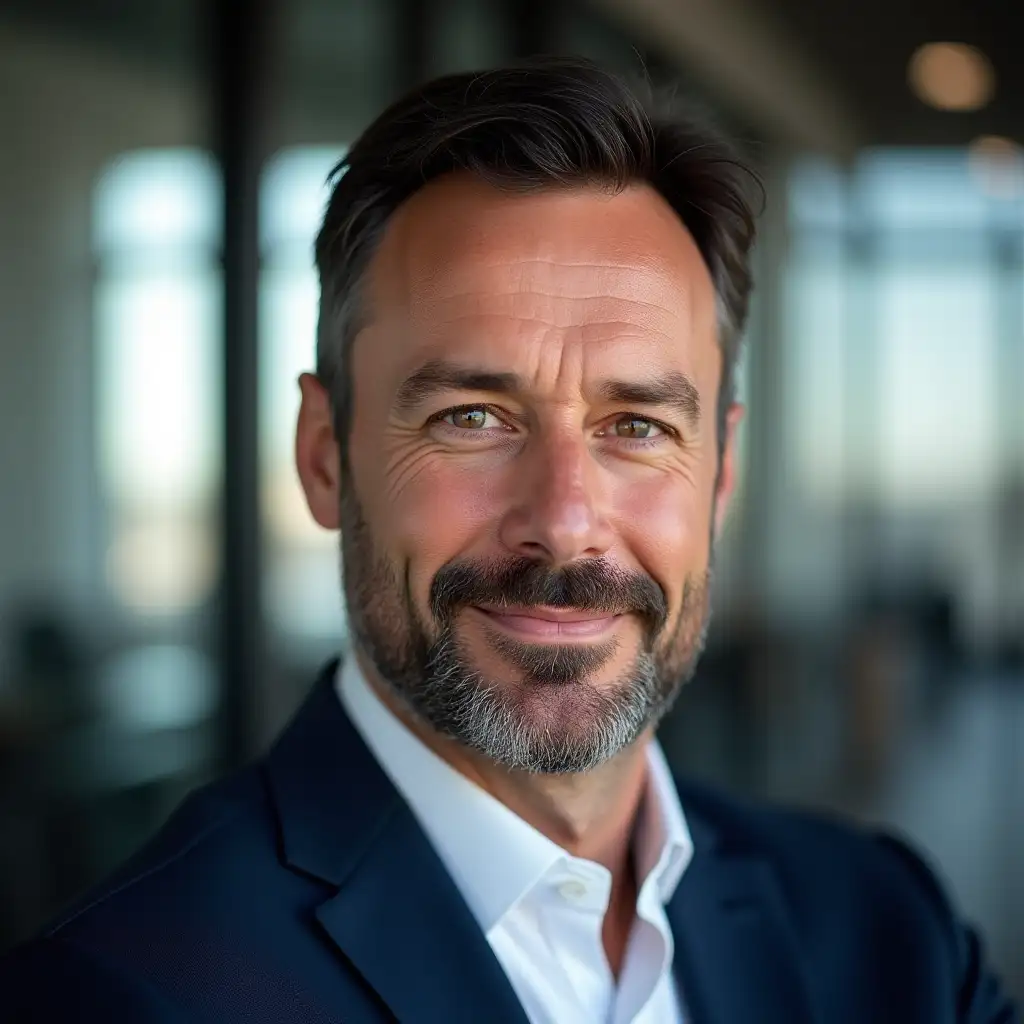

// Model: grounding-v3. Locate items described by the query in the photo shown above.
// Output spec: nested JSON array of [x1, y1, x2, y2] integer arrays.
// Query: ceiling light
[[908, 42, 995, 112]]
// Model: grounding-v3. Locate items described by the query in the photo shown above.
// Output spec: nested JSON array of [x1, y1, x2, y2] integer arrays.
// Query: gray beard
[[410, 629, 668, 774], [340, 491, 712, 774]]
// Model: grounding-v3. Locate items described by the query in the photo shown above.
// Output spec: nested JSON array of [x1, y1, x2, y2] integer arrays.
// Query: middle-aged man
[[0, 57, 1018, 1024]]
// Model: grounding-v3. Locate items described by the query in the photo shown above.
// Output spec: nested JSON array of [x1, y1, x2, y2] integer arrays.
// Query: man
[[0, 57, 1016, 1023]]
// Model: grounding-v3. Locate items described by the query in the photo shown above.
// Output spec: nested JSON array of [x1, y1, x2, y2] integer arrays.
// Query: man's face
[[298, 174, 741, 773]]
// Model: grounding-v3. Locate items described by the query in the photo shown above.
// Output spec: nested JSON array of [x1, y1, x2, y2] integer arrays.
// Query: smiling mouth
[[470, 605, 623, 639]]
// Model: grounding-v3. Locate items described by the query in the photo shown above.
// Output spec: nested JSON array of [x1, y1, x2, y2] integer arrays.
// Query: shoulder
[[676, 777, 1020, 1023], [0, 767, 278, 1019], [48, 765, 275, 941], [0, 761, 365, 1022], [677, 773, 930, 873], [675, 775, 955, 922], [1, 763, 324, 977]]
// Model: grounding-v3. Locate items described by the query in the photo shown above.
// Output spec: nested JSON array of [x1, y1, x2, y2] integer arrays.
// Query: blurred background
[[0, 0, 1021, 1000]]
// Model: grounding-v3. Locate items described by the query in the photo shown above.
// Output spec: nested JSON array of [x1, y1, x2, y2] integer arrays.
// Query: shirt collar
[[637, 737, 694, 904], [336, 656, 693, 931]]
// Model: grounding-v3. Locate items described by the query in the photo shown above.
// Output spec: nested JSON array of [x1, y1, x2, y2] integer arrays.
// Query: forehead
[[359, 173, 718, 378]]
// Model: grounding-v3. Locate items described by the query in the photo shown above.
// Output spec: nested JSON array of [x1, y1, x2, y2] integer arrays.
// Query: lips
[[472, 605, 622, 638]]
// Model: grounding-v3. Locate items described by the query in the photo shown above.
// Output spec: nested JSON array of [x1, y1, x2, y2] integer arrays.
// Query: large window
[[784, 148, 1024, 643], [93, 150, 221, 618]]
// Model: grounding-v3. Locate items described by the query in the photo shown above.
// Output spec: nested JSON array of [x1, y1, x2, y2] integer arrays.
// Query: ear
[[295, 373, 342, 530], [713, 402, 745, 539]]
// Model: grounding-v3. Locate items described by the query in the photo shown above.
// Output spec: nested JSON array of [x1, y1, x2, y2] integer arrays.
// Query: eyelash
[[427, 404, 677, 450]]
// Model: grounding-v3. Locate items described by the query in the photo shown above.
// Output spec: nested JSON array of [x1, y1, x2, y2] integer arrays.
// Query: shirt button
[[558, 879, 588, 902]]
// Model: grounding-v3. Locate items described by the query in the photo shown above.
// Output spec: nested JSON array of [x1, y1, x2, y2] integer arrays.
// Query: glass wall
[[785, 149, 1023, 653], [94, 151, 222, 619]]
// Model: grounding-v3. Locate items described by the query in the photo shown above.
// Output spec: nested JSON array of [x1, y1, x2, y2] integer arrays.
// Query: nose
[[497, 434, 615, 566]]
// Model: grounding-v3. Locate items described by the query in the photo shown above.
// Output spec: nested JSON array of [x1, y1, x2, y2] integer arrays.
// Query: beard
[[340, 489, 712, 774]]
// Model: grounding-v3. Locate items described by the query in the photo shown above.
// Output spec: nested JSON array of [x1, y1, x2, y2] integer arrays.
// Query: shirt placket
[[536, 862, 614, 1022]]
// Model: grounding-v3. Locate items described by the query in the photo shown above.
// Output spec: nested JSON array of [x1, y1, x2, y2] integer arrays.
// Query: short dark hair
[[315, 55, 760, 462]]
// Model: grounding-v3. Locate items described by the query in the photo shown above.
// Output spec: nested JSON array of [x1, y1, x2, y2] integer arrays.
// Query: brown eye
[[614, 417, 660, 439], [444, 407, 494, 429]]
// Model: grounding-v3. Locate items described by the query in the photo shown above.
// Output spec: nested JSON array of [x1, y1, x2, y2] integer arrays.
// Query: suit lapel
[[315, 804, 529, 1024], [667, 807, 817, 1024], [264, 662, 528, 1024]]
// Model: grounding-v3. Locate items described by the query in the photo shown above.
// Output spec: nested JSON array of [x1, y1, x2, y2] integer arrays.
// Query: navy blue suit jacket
[[0, 661, 1018, 1022]]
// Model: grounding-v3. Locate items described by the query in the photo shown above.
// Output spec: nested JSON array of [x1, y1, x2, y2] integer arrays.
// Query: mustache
[[429, 556, 668, 636]]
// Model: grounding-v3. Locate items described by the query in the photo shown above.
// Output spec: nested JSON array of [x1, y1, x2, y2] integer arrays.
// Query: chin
[[423, 639, 655, 773], [513, 676, 613, 717], [483, 681, 648, 774]]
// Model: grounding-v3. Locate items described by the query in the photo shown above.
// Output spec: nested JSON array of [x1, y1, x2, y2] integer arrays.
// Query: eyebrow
[[597, 372, 701, 426], [394, 357, 701, 425], [394, 359, 523, 411]]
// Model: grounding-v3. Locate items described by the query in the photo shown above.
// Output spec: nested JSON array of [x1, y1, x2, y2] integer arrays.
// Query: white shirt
[[336, 658, 692, 1024]]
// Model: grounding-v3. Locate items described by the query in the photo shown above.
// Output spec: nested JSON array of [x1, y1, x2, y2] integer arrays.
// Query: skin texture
[[296, 173, 743, 974]]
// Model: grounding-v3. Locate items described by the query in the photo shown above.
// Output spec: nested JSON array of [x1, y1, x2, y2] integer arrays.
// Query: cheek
[[614, 474, 712, 584], [375, 462, 505, 606]]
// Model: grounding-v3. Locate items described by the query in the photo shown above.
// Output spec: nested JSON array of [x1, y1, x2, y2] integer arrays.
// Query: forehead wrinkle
[[421, 311, 687, 357], [430, 289, 687, 315], [419, 288, 692, 336], [417, 252, 701, 333], [415, 253, 695, 301]]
